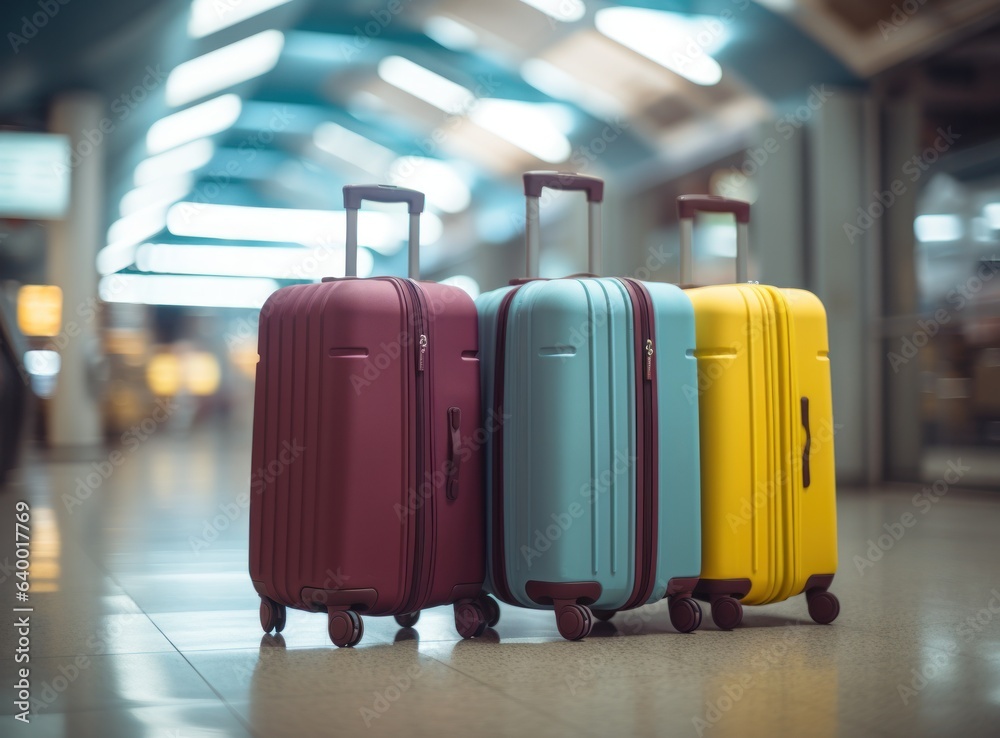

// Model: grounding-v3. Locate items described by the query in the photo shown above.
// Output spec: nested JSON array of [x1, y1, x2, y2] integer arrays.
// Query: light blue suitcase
[[477, 172, 703, 640]]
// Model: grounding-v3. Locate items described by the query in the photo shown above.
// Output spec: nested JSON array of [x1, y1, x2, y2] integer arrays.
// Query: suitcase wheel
[[669, 598, 702, 634], [477, 594, 501, 628], [556, 604, 594, 641], [259, 598, 286, 634], [394, 611, 420, 628], [454, 602, 488, 639], [807, 591, 840, 625], [328, 610, 364, 647], [591, 609, 616, 622], [710, 596, 743, 631]]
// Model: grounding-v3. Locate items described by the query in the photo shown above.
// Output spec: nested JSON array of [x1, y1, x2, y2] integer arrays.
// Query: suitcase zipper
[[400, 279, 432, 615], [621, 279, 657, 610]]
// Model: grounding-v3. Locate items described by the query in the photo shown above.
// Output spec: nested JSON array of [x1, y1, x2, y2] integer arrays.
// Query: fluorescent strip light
[[595, 7, 725, 86], [97, 241, 140, 276], [166, 202, 443, 249], [166, 30, 284, 107], [313, 122, 395, 175], [983, 203, 1000, 230], [188, 0, 293, 39], [107, 208, 167, 246], [100, 274, 280, 309], [521, 59, 624, 118], [147, 94, 242, 155], [120, 175, 193, 217], [134, 139, 215, 186], [389, 157, 471, 213], [470, 99, 571, 163], [24, 350, 61, 377], [519, 0, 585, 22], [377, 56, 475, 115], [135, 243, 374, 279], [423, 16, 479, 50], [914, 214, 963, 242]]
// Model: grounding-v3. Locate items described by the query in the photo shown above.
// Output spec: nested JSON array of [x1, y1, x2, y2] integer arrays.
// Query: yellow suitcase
[[678, 196, 839, 629]]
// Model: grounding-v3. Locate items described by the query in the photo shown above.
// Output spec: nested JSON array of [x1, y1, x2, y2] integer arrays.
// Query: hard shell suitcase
[[249, 184, 494, 647], [478, 172, 703, 640], [679, 195, 840, 629]]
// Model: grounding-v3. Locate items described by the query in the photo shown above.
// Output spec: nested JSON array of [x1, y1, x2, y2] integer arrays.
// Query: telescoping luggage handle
[[523, 171, 604, 278], [343, 184, 426, 279], [676, 195, 751, 285]]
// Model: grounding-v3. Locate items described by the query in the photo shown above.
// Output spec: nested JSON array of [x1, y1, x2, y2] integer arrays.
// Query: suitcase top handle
[[676, 195, 751, 285], [343, 184, 425, 279], [523, 171, 603, 279]]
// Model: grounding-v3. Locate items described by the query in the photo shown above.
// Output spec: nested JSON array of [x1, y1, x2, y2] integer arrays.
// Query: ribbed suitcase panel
[[499, 278, 636, 611], [644, 283, 702, 603]]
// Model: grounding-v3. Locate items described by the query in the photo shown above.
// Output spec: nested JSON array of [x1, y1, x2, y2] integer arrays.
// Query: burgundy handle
[[676, 195, 750, 223], [523, 171, 604, 203], [446, 407, 461, 500]]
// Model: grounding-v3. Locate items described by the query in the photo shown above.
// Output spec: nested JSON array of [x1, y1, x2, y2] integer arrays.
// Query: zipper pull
[[418, 334, 427, 372], [645, 339, 654, 381]]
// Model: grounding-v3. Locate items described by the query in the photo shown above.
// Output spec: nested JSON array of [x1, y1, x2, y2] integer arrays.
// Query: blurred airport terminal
[[1, 1, 1000, 737]]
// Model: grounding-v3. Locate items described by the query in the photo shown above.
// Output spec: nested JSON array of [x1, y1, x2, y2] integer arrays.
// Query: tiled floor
[[1, 427, 999, 737]]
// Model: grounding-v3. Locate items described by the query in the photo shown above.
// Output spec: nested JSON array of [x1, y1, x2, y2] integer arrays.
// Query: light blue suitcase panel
[[476, 285, 514, 599], [502, 278, 637, 611], [644, 282, 702, 604]]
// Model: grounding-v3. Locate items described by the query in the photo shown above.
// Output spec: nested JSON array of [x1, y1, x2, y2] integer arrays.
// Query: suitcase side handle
[[676, 195, 750, 285], [523, 171, 603, 279], [343, 184, 425, 279]]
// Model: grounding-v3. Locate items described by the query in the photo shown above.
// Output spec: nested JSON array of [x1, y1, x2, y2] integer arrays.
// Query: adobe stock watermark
[[843, 126, 961, 244], [886, 257, 999, 372], [28, 610, 150, 716], [339, 0, 413, 60], [878, 0, 930, 40], [853, 458, 970, 576], [62, 398, 178, 514], [189, 438, 304, 554], [520, 450, 634, 567], [172, 105, 296, 223], [348, 289, 463, 397], [716, 85, 834, 197], [52, 66, 166, 175], [8, 0, 71, 54], [360, 663, 423, 728], [725, 418, 842, 534], [395, 410, 510, 521], [897, 588, 1000, 705], [693, 623, 805, 735]]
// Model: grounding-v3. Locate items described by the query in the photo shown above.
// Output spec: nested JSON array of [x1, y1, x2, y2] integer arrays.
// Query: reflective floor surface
[[0, 427, 998, 737]]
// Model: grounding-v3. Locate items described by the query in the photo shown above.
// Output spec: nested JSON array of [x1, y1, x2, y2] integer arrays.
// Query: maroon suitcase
[[249, 185, 494, 647]]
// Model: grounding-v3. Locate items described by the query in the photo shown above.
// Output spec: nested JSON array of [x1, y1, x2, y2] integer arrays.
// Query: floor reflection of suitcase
[[478, 172, 703, 641], [679, 195, 841, 629], [249, 185, 493, 647]]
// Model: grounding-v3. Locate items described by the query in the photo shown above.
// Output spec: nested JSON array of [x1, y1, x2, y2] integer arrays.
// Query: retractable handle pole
[[343, 184, 426, 279], [522, 171, 605, 278], [676, 195, 751, 284]]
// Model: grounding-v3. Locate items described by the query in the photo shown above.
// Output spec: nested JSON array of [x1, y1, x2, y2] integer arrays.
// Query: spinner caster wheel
[[807, 591, 840, 625], [591, 609, 616, 622], [259, 598, 285, 634], [455, 602, 488, 639], [477, 594, 501, 628], [711, 596, 743, 631], [669, 597, 702, 633], [394, 611, 420, 628], [556, 604, 594, 641], [329, 610, 363, 647]]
